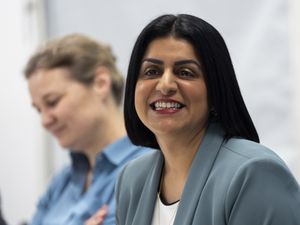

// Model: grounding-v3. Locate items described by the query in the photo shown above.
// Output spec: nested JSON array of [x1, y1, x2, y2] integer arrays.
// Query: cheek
[[189, 83, 209, 111], [134, 87, 142, 120], [56, 100, 78, 120], [56, 106, 71, 121], [134, 81, 149, 115], [202, 85, 208, 108], [197, 86, 209, 114]]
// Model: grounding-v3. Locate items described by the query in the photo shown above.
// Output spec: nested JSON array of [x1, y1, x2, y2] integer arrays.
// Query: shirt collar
[[70, 136, 136, 170], [99, 136, 137, 166]]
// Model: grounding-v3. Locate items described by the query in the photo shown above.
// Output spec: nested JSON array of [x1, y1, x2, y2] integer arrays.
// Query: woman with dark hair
[[116, 14, 300, 225]]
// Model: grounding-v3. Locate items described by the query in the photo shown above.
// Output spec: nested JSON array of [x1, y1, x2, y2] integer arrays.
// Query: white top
[[151, 194, 180, 225]]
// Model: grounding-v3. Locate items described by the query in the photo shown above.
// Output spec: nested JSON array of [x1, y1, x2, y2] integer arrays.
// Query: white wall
[[0, 0, 47, 224], [290, 0, 300, 154], [45, 0, 300, 179]]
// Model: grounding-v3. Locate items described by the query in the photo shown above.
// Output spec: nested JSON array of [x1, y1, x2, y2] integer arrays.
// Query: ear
[[93, 66, 112, 99]]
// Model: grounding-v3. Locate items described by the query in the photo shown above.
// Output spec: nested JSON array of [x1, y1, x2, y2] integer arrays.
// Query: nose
[[41, 110, 55, 130], [155, 71, 177, 96]]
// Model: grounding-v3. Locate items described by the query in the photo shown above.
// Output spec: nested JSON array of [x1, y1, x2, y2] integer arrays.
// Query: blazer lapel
[[174, 123, 225, 225], [132, 151, 164, 225]]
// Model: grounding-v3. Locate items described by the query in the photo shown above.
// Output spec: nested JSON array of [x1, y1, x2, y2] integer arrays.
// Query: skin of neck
[[84, 97, 126, 170], [156, 125, 207, 203]]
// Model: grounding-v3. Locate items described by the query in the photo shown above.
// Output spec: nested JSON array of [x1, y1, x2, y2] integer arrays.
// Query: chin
[[57, 135, 85, 152], [150, 122, 181, 133], [58, 139, 73, 150]]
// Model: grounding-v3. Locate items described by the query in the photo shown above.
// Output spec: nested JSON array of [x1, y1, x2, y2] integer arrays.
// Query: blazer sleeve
[[225, 157, 300, 225]]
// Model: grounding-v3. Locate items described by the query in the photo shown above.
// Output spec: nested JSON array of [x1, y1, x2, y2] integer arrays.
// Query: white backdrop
[[0, 0, 299, 224], [45, 0, 300, 179], [0, 0, 48, 224]]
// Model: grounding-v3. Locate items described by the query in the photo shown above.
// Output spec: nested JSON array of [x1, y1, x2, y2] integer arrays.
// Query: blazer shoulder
[[121, 150, 161, 179], [214, 138, 296, 188], [220, 138, 299, 195], [222, 138, 283, 162]]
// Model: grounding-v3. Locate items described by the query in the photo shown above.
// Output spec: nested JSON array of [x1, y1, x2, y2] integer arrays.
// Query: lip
[[51, 126, 65, 137]]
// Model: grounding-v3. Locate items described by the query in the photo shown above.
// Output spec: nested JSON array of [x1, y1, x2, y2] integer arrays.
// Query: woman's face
[[28, 68, 103, 151], [135, 37, 209, 138]]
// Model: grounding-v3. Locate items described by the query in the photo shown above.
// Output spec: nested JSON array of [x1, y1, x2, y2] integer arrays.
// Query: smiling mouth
[[150, 101, 185, 111]]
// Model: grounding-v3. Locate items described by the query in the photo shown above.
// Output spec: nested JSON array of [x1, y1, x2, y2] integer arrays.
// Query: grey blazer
[[116, 123, 300, 225]]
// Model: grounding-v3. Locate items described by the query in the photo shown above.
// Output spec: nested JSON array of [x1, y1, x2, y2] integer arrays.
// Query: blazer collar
[[132, 150, 164, 225], [132, 122, 225, 225], [174, 122, 225, 225]]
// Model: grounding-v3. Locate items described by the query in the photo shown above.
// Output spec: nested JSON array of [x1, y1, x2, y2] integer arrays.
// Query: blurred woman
[[24, 34, 149, 225], [116, 14, 300, 225]]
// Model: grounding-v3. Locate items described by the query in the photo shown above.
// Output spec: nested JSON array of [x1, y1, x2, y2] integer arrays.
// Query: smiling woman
[[116, 14, 300, 225], [135, 37, 208, 141]]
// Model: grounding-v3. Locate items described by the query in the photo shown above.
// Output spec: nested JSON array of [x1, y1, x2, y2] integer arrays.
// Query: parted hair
[[124, 14, 259, 149], [24, 33, 124, 105]]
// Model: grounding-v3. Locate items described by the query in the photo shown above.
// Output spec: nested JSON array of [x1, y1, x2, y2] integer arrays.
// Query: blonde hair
[[24, 34, 124, 105]]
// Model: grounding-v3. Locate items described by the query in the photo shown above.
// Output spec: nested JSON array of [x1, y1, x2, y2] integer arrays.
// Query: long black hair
[[124, 14, 259, 149]]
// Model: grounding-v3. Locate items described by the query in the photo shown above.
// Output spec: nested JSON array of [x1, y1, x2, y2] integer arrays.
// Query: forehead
[[143, 37, 198, 61], [28, 68, 74, 97], [29, 67, 73, 85]]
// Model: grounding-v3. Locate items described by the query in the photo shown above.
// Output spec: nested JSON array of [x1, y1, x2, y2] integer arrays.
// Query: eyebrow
[[31, 93, 50, 109], [142, 58, 163, 65], [174, 60, 201, 68], [142, 58, 201, 68]]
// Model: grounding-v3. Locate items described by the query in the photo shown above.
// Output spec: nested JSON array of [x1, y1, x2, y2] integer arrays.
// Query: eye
[[46, 97, 60, 108], [140, 66, 162, 79], [177, 68, 195, 79], [145, 67, 161, 76]]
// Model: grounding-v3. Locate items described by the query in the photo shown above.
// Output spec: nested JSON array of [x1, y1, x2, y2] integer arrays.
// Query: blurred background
[[0, 0, 299, 224]]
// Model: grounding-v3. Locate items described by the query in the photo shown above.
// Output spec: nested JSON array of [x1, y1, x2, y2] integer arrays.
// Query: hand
[[84, 205, 109, 225]]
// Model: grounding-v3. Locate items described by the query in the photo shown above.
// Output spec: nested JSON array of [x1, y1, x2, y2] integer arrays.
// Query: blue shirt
[[29, 136, 150, 225]]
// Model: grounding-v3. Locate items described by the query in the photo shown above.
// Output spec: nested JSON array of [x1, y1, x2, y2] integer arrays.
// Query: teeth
[[154, 101, 181, 110]]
